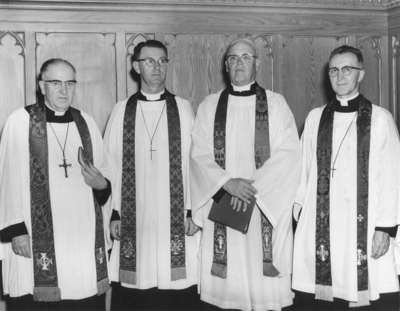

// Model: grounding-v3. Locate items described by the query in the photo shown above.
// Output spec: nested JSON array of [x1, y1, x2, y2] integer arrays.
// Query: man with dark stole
[[293, 45, 400, 311], [105, 40, 201, 310], [0, 58, 111, 310], [190, 37, 300, 311]]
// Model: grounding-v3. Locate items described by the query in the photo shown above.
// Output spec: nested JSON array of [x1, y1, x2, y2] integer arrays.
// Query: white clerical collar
[[141, 90, 165, 101], [45, 104, 66, 116], [232, 82, 255, 92], [336, 92, 359, 107]]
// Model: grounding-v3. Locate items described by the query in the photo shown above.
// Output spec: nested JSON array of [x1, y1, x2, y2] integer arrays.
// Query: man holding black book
[[190, 37, 301, 311]]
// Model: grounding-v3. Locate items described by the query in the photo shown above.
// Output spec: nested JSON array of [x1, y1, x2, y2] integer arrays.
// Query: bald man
[[0, 58, 111, 311], [190, 38, 300, 310]]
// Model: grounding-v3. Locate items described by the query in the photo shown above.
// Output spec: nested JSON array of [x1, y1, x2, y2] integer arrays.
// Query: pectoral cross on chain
[[59, 158, 72, 178], [150, 143, 156, 160]]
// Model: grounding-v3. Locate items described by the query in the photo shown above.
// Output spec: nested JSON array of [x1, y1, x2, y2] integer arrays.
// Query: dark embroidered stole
[[315, 95, 371, 301], [119, 90, 186, 284], [26, 103, 109, 301], [69, 109, 109, 295], [211, 88, 229, 278], [211, 83, 279, 279]]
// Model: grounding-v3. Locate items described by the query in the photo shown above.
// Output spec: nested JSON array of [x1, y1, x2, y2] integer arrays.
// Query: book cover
[[208, 192, 256, 234]]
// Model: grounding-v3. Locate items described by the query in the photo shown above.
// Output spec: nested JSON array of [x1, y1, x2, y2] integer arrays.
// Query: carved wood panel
[[278, 35, 347, 131], [161, 34, 235, 112], [0, 0, 398, 136], [357, 36, 384, 108], [125, 33, 155, 97], [36, 32, 117, 132], [391, 34, 400, 125], [157, 33, 275, 112], [0, 31, 394, 134], [0, 32, 25, 134]]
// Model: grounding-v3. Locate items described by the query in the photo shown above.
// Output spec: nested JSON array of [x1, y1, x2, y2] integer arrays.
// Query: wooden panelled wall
[[0, 1, 399, 134], [389, 5, 400, 127]]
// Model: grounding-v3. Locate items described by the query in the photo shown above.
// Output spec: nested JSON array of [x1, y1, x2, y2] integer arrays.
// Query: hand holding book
[[222, 178, 257, 203], [230, 196, 252, 212], [78, 146, 108, 190], [208, 191, 256, 234]]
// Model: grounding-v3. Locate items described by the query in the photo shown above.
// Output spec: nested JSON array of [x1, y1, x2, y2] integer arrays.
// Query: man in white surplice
[[105, 40, 201, 310], [293, 45, 400, 311], [190, 38, 301, 311], [0, 58, 111, 311]]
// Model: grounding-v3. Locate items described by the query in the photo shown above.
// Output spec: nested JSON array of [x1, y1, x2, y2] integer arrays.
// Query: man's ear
[[132, 61, 140, 75], [358, 69, 365, 83], [225, 60, 229, 72], [38, 80, 45, 95], [255, 57, 261, 72]]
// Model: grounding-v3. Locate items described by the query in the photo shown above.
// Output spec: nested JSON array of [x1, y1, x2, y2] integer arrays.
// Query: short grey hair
[[225, 37, 258, 57], [39, 58, 76, 80]]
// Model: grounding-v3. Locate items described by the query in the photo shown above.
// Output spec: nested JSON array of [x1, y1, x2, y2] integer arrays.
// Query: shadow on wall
[[297, 63, 335, 137], [322, 62, 335, 105]]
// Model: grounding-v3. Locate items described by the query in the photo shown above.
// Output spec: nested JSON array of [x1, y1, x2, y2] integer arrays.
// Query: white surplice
[[105, 94, 199, 290], [0, 107, 110, 299], [293, 103, 400, 303], [190, 85, 301, 311]]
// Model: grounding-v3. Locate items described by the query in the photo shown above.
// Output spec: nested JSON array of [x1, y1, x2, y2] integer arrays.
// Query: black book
[[208, 192, 256, 234]]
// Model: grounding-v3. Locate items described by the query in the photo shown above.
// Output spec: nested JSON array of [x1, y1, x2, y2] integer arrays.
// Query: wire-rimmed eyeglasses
[[226, 53, 257, 65], [43, 80, 77, 89], [328, 66, 363, 77], [136, 57, 169, 67]]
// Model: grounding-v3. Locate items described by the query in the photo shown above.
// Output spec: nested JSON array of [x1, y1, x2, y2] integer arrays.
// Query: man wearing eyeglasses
[[292, 45, 400, 310], [190, 37, 300, 310], [0, 58, 111, 310], [105, 39, 201, 310]]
